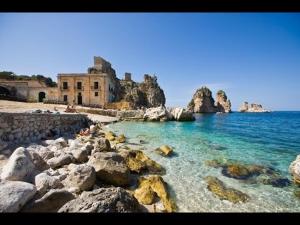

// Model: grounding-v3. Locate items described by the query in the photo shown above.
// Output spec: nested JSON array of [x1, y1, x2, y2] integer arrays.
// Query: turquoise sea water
[[108, 112, 300, 212]]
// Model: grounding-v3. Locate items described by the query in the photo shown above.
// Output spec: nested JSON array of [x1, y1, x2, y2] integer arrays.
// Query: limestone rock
[[239, 102, 270, 113], [27, 149, 50, 172], [63, 164, 96, 191], [58, 187, 142, 212], [93, 137, 111, 153], [87, 152, 130, 186], [205, 176, 250, 203], [36, 146, 55, 161], [72, 146, 89, 163], [54, 137, 68, 148], [187, 86, 217, 113], [215, 90, 231, 113], [105, 131, 116, 141], [0, 180, 37, 212], [289, 155, 300, 185], [155, 145, 173, 157], [143, 106, 172, 122], [35, 172, 64, 196], [21, 189, 75, 212], [1, 147, 36, 182], [168, 107, 195, 121], [134, 175, 176, 212], [115, 134, 126, 143], [47, 154, 73, 169]]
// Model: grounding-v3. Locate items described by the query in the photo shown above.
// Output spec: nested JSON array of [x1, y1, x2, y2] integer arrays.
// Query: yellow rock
[[134, 176, 177, 212], [105, 131, 116, 141], [155, 145, 173, 157], [115, 134, 126, 143], [205, 176, 250, 203], [125, 150, 165, 175]]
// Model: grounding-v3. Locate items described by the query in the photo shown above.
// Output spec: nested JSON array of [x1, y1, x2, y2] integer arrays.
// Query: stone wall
[[0, 112, 89, 145]]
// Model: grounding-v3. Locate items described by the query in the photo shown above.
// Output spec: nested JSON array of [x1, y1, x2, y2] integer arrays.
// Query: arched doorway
[[0, 86, 10, 97], [38, 92, 46, 102], [77, 92, 82, 105]]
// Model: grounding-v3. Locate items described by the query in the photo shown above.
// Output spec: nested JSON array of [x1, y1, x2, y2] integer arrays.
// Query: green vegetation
[[0, 71, 57, 87]]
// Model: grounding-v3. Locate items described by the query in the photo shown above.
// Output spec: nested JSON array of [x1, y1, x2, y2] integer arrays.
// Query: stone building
[[57, 56, 117, 107], [0, 79, 58, 102]]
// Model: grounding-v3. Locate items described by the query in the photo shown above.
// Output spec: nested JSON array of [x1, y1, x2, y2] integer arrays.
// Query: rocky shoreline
[[0, 118, 178, 213]]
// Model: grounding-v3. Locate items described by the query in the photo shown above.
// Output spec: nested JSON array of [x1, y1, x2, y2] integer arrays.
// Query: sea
[[108, 111, 300, 212]]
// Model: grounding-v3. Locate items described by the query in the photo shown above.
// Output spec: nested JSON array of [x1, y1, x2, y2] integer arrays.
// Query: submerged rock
[[58, 187, 142, 212], [205, 176, 250, 204], [0, 180, 37, 212], [155, 145, 173, 157], [87, 152, 130, 186], [133, 175, 176, 212]]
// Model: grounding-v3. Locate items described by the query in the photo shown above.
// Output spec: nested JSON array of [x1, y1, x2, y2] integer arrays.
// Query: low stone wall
[[0, 112, 89, 145], [77, 108, 118, 117]]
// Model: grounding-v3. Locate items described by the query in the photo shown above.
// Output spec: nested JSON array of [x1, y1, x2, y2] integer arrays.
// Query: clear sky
[[1, 13, 300, 110]]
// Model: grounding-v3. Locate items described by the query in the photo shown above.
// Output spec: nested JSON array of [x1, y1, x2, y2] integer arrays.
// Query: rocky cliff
[[239, 102, 270, 113], [215, 90, 232, 113], [116, 75, 166, 109], [187, 87, 231, 113]]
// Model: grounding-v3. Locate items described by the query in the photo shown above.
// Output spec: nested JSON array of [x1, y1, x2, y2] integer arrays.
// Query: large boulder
[[34, 172, 64, 196], [87, 152, 130, 186], [187, 86, 217, 113], [47, 154, 73, 169], [36, 146, 55, 161], [215, 90, 231, 113], [133, 175, 176, 212], [205, 176, 250, 203], [289, 155, 300, 185], [93, 137, 111, 153], [1, 147, 36, 182], [143, 106, 172, 122], [0, 180, 37, 212], [58, 187, 142, 212], [168, 107, 195, 121], [27, 149, 50, 172], [63, 164, 96, 192], [21, 189, 75, 212]]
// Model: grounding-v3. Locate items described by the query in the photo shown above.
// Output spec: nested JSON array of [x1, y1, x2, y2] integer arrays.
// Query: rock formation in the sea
[[289, 155, 300, 185], [239, 102, 270, 113], [115, 74, 166, 109], [215, 90, 232, 113], [187, 86, 231, 113]]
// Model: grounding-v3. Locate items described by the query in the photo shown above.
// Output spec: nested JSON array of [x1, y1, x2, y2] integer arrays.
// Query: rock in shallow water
[[205, 176, 250, 204], [155, 145, 173, 157], [58, 187, 142, 212], [0, 180, 37, 212], [289, 155, 300, 185]]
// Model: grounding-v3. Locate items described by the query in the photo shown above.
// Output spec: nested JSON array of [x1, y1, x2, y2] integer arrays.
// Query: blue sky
[[1, 13, 300, 110]]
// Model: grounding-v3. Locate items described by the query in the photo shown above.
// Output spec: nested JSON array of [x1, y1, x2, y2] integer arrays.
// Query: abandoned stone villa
[[0, 56, 125, 107]]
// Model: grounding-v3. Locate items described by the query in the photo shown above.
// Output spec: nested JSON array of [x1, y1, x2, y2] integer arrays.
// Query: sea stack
[[239, 102, 270, 113], [215, 90, 232, 113], [187, 86, 231, 113]]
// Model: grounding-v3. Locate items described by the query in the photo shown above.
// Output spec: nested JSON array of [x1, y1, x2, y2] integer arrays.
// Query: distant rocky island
[[187, 86, 232, 113], [238, 102, 270, 113]]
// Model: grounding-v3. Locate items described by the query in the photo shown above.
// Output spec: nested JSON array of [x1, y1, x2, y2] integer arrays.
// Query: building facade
[[57, 56, 117, 107]]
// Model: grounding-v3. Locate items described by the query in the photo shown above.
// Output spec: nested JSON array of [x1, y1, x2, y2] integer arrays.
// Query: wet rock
[[256, 174, 291, 188], [87, 152, 130, 186], [155, 145, 173, 157], [134, 175, 176, 212], [58, 187, 142, 212], [205, 159, 227, 168], [63, 164, 96, 191], [289, 155, 300, 185], [0, 180, 37, 212], [1, 147, 36, 182], [115, 134, 126, 144], [47, 154, 73, 169], [21, 189, 75, 212], [205, 176, 250, 203]]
